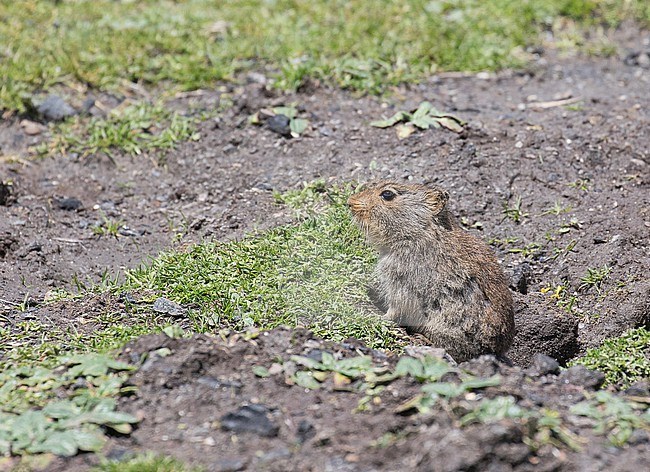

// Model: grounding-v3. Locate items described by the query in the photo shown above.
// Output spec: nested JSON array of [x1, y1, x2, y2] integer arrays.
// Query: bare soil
[[1, 31, 649, 470]]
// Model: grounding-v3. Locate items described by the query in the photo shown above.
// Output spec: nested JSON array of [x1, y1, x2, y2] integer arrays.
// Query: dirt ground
[[1, 28, 649, 471]]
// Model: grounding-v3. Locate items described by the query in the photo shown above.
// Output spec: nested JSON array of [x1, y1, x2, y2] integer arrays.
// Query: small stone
[[624, 381, 649, 397], [20, 119, 46, 136], [624, 50, 650, 68], [254, 182, 273, 191], [296, 419, 316, 444], [152, 297, 187, 318], [528, 353, 560, 376], [53, 196, 83, 211], [246, 72, 267, 84], [0, 181, 12, 206], [510, 263, 530, 294], [266, 114, 291, 137], [220, 404, 279, 437], [37, 94, 77, 121], [559, 365, 605, 390]]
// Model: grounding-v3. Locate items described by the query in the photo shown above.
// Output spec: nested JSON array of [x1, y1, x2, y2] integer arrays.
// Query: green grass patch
[[2, 0, 649, 112], [121, 183, 402, 349], [95, 453, 203, 472], [571, 327, 650, 386], [36, 101, 202, 159]]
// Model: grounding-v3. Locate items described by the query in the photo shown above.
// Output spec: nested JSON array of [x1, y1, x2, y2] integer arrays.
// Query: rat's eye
[[380, 190, 396, 201]]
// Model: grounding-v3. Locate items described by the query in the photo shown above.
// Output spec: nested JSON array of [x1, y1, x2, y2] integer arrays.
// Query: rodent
[[348, 181, 515, 362]]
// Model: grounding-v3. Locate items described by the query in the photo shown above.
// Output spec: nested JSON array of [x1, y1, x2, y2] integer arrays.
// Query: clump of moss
[[571, 327, 650, 387]]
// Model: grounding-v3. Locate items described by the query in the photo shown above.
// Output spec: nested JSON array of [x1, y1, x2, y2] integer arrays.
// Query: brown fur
[[348, 181, 515, 361]]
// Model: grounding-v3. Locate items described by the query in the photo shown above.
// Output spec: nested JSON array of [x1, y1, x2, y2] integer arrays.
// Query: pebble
[[0, 181, 12, 206], [297, 419, 316, 444], [220, 404, 279, 437], [559, 365, 605, 390], [510, 262, 530, 294], [266, 114, 291, 137], [53, 196, 83, 211], [20, 119, 46, 136], [152, 297, 188, 318], [37, 94, 77, 121], [527, 353, 560, 376]]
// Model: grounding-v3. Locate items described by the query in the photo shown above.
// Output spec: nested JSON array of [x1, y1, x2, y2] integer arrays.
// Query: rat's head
[[347, 181, 450, 248]]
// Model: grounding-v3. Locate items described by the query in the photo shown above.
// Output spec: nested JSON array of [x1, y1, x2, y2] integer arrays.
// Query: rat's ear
[[425, 188, 449, 214]]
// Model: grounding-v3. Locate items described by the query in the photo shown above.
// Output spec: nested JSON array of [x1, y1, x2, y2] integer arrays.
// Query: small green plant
[[540, 284, 578, 314], [371, 101, 465, 137], [579, 266, 612, 292], [489, 237, 520, 247], [542, 201, 572, 216], [502, 196, 528, 223], [508, 242, 542, 258], [273, 178, 329, 214], [571, 327, 650, 386], [551, 239, 578, 260], [571, 391, 650, 446], [568, 178, 591, 191], [557, 217, 582, 234], [0, 353, 138, 457], [92, 212, 124, 238], [461, 397, 583, 451]]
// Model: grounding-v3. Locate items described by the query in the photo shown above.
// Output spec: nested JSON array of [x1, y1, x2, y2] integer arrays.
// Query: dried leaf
[[396, 123, 416, 139]]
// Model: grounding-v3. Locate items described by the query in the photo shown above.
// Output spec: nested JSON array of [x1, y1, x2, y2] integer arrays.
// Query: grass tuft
[[571, 327, 650, 386], [122, 184, 402, 349], [95, 453, 203, 472]]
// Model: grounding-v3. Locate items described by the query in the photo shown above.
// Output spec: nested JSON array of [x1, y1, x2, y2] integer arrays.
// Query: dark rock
[[297, 419, 316, 444], [220, 404, 279, 437], [152, 297, 187, 318], [118, 226, 140, 237], [559, 365, 605, 390], [624, 381, 649, 397], [118, 292, 136, 304], [37, 94, 77, 121], [305, 348, 330, 362], [527, 353, 560, 376], [104, 447, 131, 461], [510, 262, 531, 294], [266, 114, 291, 137], [19, 241, 43, 256], [254, 182, 274, 191], [0, 181, 12, 206], [624, 50, 650, 68], [53, 196, 83, 211]]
